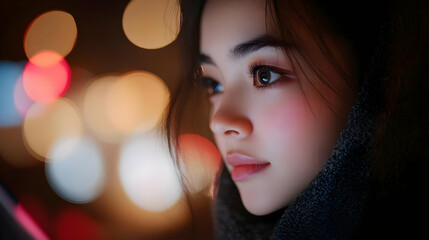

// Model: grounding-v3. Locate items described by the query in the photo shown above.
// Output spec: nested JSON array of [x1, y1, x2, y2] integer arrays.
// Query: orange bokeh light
[[83, 75, 123, 142], [122, 0, 180, 49], [106, 71, 170, 134], [24, 10, 77, 59], [23, 98, 83, 161]]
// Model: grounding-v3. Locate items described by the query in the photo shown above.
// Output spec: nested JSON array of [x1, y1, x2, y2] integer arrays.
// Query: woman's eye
[[202, 77, 224, 95], [253, 67, 282, 87]]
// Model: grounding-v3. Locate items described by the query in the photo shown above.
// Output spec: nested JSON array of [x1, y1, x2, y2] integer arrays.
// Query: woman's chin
[[239, 188, 287, 216]]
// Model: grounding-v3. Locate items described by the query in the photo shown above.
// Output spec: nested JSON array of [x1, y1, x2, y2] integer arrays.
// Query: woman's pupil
[[259, 69, 270, 84]]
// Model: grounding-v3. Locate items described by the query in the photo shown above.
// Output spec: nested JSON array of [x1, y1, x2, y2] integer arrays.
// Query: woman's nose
[[210, 107, 253, 139]]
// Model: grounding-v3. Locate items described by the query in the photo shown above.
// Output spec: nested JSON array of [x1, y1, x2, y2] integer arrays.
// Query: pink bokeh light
[[23, 51, 71, 103], [14, 203, 50, 240]]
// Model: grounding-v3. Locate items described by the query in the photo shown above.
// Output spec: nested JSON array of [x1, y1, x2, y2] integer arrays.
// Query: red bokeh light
[[23, 51, 71, 103], [179, 134, 222, 170], [55, 208, 103, 240], [178, 134, 222, 193]]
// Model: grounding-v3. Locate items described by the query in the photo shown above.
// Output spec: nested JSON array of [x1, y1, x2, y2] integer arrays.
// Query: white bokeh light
[[45, 137, 105, 204], [119, 130, 182, 212]]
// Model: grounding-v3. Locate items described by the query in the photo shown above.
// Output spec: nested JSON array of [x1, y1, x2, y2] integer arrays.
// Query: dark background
[[0, 0, 214, 239]]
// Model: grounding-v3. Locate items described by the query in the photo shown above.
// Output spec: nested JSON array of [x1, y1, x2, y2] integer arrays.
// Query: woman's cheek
[[259, 94, 315, 145]]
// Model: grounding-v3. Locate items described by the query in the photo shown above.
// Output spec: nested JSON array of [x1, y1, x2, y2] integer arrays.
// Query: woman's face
[[200, 0, 355, 215]]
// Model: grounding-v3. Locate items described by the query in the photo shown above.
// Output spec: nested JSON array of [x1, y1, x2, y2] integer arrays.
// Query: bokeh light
[[178, 134, 221, 193], [18, 195, 50, 237], [106, 71, 169, 134], [122, 0, 181, 49], [55, 208, 103, 240], [23, 98, 83, 161], [0, 61, 25, 127], [1, 1, 205, 239], [24, 10, 77, 59], [119, 130, 182, 212], [14, 204, 49, 240], [45, 137, 105, 204], [83, 75, 123, 142], [23, 51, 71, 103], [14, 74, 35, 117]]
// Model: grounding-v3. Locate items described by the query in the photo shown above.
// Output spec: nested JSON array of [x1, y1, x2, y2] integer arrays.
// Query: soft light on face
[[200, 0, 355, 215]]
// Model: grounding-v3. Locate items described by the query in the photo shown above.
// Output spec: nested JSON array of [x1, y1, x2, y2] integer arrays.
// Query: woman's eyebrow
[[230, 35, 284, 59], [199, 35, 285, 65]]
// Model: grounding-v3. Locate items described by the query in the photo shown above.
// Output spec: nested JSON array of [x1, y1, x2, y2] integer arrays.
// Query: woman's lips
[[226, 153, 271, 182], [230, 163, 271, 181]]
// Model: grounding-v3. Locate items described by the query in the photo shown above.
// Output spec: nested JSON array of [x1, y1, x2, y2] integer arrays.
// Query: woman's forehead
[[200, 0, 268, 56]]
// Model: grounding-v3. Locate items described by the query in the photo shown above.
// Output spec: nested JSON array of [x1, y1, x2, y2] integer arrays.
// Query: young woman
[[165, 0, 426, 238]]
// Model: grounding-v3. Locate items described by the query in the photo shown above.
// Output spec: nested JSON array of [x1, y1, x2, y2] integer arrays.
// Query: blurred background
[[0, 0, 219, 239]]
